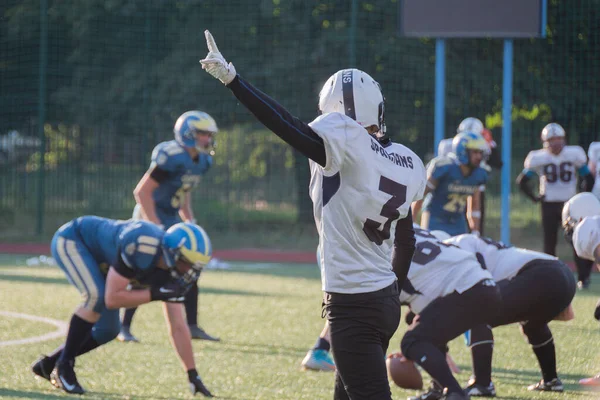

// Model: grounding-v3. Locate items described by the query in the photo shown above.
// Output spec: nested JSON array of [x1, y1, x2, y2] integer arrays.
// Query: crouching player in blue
[[31, 216, 214, 397], [413, 132, 488, 236]]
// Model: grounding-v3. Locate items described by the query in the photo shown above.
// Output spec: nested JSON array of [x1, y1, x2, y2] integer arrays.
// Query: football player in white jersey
[[562, 192, 600, 387], [447, 234, 576, 396], [400, 228, 500, 400], [587, 141, 600, 199], [516, 122, 595, 287], [200, 31, 427, 400]]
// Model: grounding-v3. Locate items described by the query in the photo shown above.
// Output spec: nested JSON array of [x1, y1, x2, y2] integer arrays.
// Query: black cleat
[[50, 360, 85, 395], [409, 381, 444, 400], [464, 381, 496, 397], [527, 378, 563, 392], [32, 355, 55, 382], [189, 325, 220, 341]]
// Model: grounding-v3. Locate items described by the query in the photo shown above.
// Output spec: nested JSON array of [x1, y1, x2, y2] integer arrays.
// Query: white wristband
[[468, 211, 482, 218]]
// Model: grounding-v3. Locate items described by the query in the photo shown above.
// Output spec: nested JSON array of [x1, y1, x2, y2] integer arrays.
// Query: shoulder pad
[[524, 149, 545, 168], [430, 155, 454, 167], [152, 141, 185, 170], [119, 221, 163, 271], [588, 142, 600, 158]]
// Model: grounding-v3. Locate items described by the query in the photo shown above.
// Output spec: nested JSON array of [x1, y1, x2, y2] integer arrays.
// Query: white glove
[[200, 30, 236, 85]]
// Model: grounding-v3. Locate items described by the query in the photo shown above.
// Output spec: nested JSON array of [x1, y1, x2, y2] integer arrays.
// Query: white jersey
[[437, 138, 453, 157], [446, 234, 556, 282], [573, 215, 600, 262], [399, 228, 492, 314], [309, 113, 427, 294], [587, 142, 600, 198], [524, 146, 587, 202]]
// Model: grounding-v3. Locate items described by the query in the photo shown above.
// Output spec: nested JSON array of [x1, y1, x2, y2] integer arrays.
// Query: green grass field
[[1, 254, 599, 400]]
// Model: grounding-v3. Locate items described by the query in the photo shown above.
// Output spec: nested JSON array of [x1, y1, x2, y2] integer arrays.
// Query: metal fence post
[[36, 0, 48, 236]]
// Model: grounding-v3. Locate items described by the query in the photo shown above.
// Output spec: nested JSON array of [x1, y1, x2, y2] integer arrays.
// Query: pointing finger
[[204, 30, 219, 53]]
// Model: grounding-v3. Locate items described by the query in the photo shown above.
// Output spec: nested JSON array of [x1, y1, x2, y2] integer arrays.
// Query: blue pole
[[501, 39, 513, 244], [434, 39, 445, 155], [349, 0, 358, 67], [541, 0, 547, 38]]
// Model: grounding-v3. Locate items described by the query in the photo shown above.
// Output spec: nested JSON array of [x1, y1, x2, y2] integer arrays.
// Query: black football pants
[[541, 201, 594, 283], [325, 282, 400, 400], [401, 280, 501, 394]]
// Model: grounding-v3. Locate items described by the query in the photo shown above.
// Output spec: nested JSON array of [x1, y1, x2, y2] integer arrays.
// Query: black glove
[[187, 369, 213, 397], [405, 310, 416, 326], [594, 299, 600, 321], [150, 280, 191, 302]]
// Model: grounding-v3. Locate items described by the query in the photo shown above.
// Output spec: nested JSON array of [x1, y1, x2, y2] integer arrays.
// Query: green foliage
[[25, 123, 79, 172]]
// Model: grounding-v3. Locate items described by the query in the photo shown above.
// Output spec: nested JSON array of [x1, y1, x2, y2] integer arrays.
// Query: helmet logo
[[341, 70, 356, 120], [125, 243, 136, 256]]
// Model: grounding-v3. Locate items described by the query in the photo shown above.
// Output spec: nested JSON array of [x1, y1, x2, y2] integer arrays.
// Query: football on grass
[[386, 352, 423, 390]]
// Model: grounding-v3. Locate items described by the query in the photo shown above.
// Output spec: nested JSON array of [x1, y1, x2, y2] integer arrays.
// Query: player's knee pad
[[92, 314, 121, 345], [468, 324, 494, 348], [400, 330, 422, 358], [520, 322, 552, 347], [92, 326, 120, 345]]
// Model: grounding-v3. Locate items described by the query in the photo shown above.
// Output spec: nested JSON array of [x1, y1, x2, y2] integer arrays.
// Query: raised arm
[[200, 30, 326, 167]]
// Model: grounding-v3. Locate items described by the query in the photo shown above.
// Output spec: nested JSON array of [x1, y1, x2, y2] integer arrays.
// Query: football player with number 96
[[516, 123, 594, 288], [200, 30, 426, 400]]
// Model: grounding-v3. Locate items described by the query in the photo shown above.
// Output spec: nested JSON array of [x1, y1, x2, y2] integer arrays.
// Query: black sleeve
[[487, 146, 503, 169], [578, 173, 595, 193], [112, 254, 136, 279], [475, 252, 487, 270], [516, 173, 539, 202], [392, 209, 416, 289], [227, 75, 326, 167], [149, 166, 170, 184]]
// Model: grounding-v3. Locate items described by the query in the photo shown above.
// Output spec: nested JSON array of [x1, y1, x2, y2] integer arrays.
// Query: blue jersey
[[423, 156, 488, 233], [69, 216, 164, 282], [150, 140, 212, 218]]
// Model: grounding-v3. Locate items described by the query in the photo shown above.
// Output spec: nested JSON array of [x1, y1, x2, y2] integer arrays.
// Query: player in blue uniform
[[119, 110, 219, 342], [31, 217, 214, 397], [413, 131, 489, 236]]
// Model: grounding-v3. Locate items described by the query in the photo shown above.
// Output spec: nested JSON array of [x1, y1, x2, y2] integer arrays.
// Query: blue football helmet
[[174, 111, 218, 154], [452, 131, 488, 165], [162, 222, 212, 284]]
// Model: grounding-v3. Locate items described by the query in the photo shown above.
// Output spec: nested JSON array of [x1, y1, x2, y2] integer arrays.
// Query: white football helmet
[[457, 117, 484, 135], [318, 69, 385, 135], [430, 230, 452, 241], [541, 123, 565, 142], [562, 193, 600, 232]]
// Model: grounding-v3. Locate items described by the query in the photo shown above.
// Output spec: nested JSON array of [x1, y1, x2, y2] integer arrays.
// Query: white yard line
[[0, 310, 67, 347]]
